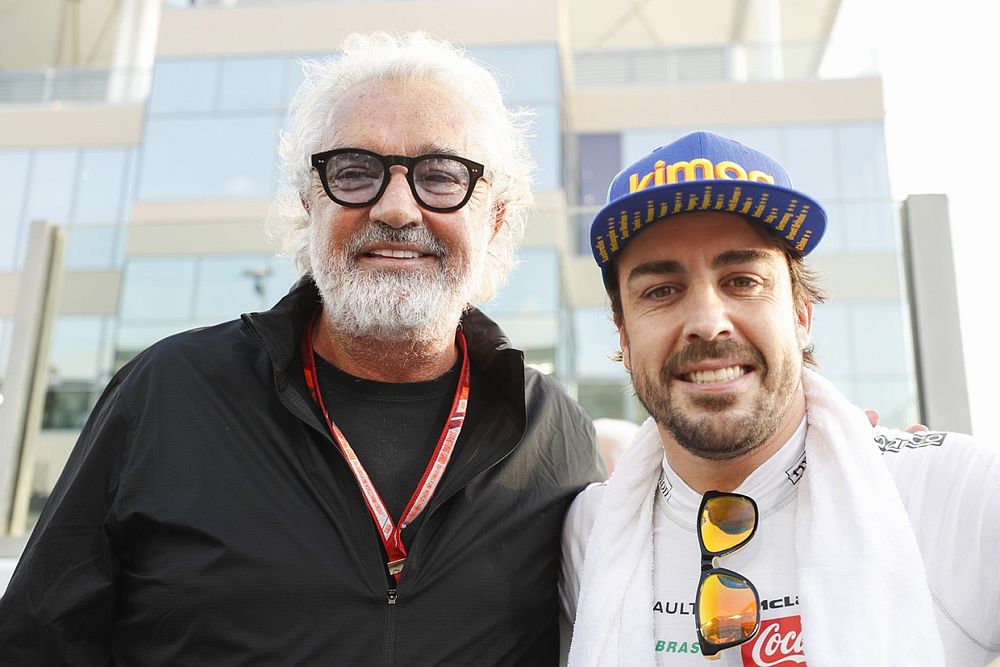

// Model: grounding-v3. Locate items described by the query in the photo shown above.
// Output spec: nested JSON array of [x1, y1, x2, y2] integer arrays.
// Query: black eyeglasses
[[695, 491, 761, 659], [310, 148, 486, 213]]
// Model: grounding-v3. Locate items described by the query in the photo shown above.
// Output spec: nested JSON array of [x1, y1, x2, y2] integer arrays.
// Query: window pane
[[148, 58, 219, 114], [849, 301, 910, 376], [837, 124, 890, 198], [842, 200, 898, 253], [783, 125, 839, 199], [47, 316, 106, 381], [578, 133, 621, 207], [194, 255, 289, 319], [138, 116, 281, 200], [0, 151, 31, 270], [573, 306, 628, 380], [529, 102, 561, 190], [810, 302, 853, 375], [25, 149, 79, 226], [120, 257, 197, 320], [473, 45, 560, 103], [488, 247, 559, 315], [73, 148, 128, 225], [219, 57, 286, 112], [64, 225, 119, 270]]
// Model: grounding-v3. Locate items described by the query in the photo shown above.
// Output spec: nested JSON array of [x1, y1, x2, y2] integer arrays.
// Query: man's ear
[[490, 200, 506, 240], [796, 300, 814, 350], [300, 193, 311, 214], [619, 326, 631, 372]]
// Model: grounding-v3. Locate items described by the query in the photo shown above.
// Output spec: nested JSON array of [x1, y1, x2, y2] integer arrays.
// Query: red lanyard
[[299, 310, 471, 582]]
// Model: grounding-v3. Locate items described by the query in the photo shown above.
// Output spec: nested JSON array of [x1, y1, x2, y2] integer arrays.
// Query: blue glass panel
[[849, 301, 909, 376], [529, 102, 561, 190], [783, 125, 839, 199], [264, 260, 298, 305], [148, 58, 219, 114], [472, 45, 560, 103], [25, 149, 79, 226], [0, 151, 31, 270], [810, 302, 854, 376], [47, 316, 106, 381], [573, 306, 629, 380], [578, 133, 621, 207], [72, 148, 128, 225], [194, 255, 291, 319], [488, 247, 559, 315], [138, 115, 282, 200], [837, 123, 890, 199], [219, 57, 286, 112], [841, 200, 898, 253], [120, 257, 197, 320], [64, 226, 118, 270]]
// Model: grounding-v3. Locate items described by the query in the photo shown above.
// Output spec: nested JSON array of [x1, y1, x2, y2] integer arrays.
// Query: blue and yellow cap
[[591, 131, 827, 284]]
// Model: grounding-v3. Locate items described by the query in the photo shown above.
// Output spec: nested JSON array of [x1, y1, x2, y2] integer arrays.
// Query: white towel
[[568, 369, 944, 666]]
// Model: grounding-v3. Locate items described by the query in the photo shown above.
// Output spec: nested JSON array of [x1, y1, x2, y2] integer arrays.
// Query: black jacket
[[0, 278, 602, 666]]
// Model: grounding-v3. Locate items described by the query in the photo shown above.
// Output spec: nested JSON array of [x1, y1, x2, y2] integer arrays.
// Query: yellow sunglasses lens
[[700, 495, 756, 554], [698, 572, 759, 646]]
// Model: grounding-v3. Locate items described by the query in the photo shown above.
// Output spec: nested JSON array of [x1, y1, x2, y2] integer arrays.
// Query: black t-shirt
[[313, 354, 464, 522]]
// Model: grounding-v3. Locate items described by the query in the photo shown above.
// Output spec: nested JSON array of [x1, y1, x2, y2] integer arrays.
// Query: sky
[[829, 0, 999, 435]]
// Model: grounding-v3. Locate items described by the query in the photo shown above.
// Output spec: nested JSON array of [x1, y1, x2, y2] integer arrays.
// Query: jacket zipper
[[383, 587, 398, 666]]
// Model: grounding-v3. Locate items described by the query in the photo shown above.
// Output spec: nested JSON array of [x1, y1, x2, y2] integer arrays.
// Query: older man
[[562, 132, 1000, 666], [0, 33, 600, 664]]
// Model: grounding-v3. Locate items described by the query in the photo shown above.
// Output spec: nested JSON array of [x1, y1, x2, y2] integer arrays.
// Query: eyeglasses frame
[[694, 490, 762, 658], [310, 147, 486, 213]]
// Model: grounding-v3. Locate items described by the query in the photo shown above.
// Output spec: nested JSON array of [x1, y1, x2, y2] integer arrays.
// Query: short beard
[[631, 339, 798, 460], [311, 222, 483, 345]]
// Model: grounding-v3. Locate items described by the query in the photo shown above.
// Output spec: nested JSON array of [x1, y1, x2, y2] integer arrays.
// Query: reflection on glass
[[219, 57, 286, 112], [573, 306, 627, 380], [0, 151, 31, 270], [25, 149, 79, 226], [120, 257, 197, 320], [64, 226, 120, 270], [148, 58, 219, 114], [139, 116, 281, 200], [72, 148, 129, 225], [195, 255, 296, 319], [488, 247, 560, 315], [838, 123, 890, 199]]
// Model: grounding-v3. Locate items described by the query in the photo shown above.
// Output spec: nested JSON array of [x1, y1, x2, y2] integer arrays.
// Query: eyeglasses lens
[[698, 572, 759, 646], [327, 152, 384, 204], [412, 157, 471, 208], [700, 495, 756, 554]]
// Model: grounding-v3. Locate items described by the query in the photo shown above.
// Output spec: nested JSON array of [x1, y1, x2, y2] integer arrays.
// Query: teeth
[[686, 366, 746, 384], [370, 249, 421, 259]]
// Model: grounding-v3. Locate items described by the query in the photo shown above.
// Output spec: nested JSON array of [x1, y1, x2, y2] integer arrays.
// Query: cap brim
[[590, 180, 827, 272]]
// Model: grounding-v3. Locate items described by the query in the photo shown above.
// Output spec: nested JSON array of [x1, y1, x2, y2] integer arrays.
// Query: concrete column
[[0, 221, 65, 536], [900, 194, 972, 433]]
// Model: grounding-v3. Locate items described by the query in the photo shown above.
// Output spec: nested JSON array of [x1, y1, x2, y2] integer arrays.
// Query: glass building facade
[[0, 2, 918, 531]]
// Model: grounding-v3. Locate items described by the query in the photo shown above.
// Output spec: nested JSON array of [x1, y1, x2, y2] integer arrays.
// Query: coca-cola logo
[[741, 616, 806, 666]]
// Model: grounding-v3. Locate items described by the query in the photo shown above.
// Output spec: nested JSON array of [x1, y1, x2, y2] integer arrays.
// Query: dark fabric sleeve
[[0, 375, 131, 666]]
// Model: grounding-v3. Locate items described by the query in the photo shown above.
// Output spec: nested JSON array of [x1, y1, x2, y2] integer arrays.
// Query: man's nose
[[681, 283, 733, 343], [370, 166, 422, 228]]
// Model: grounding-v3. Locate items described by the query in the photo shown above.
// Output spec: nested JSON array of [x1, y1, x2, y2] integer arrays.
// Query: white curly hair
[[267, 31, 535, 302]]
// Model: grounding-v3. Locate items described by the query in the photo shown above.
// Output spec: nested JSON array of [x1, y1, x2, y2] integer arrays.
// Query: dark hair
[[605, 240, 827, 368]]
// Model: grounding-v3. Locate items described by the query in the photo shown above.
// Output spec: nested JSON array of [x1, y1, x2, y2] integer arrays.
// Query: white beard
[[311, 221, 486, 345]]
